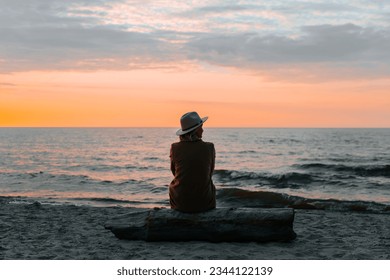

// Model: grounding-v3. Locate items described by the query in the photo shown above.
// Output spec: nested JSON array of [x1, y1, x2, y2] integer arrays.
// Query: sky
[[1, 0, 389, 127]]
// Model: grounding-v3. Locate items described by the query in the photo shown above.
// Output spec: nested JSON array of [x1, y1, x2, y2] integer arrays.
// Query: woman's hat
[[176, 111, 208, 136]]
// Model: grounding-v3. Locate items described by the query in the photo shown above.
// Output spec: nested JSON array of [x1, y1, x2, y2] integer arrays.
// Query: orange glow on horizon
[[1, 69, 390, 128]]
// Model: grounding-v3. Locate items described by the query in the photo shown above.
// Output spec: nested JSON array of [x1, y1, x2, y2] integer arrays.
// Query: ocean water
[[0, 128, 389, 212]]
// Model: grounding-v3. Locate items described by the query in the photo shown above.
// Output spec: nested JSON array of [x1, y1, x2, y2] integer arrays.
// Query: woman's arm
[[170, 146, 175, 175], [210, 144, 215, 174]]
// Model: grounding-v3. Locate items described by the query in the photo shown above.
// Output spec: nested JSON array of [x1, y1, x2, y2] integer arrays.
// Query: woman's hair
[[179, 129, 200, 142]]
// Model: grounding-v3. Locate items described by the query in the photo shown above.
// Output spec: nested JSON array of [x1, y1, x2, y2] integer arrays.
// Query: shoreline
[[1, 201, 390, 260]]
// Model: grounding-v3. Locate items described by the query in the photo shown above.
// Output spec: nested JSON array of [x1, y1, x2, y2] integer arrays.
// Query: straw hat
[[176, 111, 208, 136]]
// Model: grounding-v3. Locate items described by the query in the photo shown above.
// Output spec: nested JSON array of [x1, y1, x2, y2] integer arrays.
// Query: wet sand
[[1, 200, 390, 260]]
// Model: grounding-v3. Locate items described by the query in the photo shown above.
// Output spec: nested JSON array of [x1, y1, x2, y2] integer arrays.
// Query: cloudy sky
[[1, 0, 389, 127]]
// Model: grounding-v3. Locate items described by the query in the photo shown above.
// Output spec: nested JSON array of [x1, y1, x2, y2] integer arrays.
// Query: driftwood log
[[105, 208, 296, 242]]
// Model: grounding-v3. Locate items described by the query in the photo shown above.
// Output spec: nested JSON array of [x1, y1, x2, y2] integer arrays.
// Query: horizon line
[[1, 126, 389, 129]]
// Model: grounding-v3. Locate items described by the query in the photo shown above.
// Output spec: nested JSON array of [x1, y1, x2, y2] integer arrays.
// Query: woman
[[169, 111, 216, 213]]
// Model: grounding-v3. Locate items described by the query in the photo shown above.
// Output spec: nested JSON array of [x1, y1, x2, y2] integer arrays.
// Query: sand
[[1, 200, 390, 260]]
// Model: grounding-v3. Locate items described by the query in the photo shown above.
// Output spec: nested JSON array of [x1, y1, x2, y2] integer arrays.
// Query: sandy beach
[[1, 199, 389, 260]]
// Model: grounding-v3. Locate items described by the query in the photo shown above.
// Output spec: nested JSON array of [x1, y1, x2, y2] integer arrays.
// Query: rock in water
[[105, 207, 296, 242]]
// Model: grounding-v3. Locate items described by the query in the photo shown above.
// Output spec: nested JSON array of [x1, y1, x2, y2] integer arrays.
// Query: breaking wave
[[295, 163, 390, 177], [214, 169, 315, 188], [217, 188, 390, 213]]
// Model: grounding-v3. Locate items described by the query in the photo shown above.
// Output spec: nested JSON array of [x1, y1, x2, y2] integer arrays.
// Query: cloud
[[0, 25, 179, 72], [179, 2, 358, 17], [186, 23, 390, 81], [274, 1, 359, 13], [178, 4, 262, 17], [0, 82, 16, 87], [1, 0, 390, 81], [0, 0, 182, 72]]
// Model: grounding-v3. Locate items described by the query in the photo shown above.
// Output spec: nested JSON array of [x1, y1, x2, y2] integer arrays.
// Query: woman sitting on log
[[169, 111, 216, 213]]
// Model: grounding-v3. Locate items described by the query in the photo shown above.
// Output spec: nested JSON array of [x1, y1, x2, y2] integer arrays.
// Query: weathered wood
[[105, 207, 296, 242]]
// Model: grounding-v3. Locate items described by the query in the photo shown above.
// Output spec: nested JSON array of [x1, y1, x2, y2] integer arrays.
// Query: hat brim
[[176, 116, 208, 136]]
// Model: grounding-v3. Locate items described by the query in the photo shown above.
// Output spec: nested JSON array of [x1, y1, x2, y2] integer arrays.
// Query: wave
[[0, 195, 163, 207], [216, 188, 390, 213], [2, 189, 389, 213], [213, 163, 389, 190], [65, 163, 163, 172], [296, 163, 390, 177], [213, 169, 314, 188], [71, 197, 142, 205], [0, 171, 141, 186], [237, 150, 258, 154]]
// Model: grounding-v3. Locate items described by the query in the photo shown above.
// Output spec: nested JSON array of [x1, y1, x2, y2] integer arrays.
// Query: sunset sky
[[1, 0, 389, 127]]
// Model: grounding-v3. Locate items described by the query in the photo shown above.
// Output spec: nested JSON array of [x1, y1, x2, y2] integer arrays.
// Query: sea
[[1, 128, 389, 213]]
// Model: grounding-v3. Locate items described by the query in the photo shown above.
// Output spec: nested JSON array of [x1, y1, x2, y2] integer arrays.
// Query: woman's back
[[169, 139, 216, 213]]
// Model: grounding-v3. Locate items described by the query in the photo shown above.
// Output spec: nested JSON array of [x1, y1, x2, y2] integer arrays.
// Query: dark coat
[[169, 140, 216, 213]]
